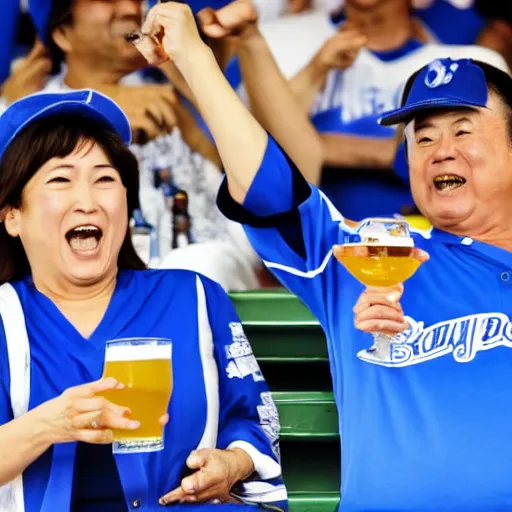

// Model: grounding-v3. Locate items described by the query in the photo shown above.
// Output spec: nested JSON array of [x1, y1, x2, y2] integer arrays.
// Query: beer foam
[[105, 343, 172, 362]]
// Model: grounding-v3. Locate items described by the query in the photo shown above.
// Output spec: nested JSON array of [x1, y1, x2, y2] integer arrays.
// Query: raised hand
[[314, 23, 368, 72], [95, 84, 177, 142], [1, 39, 52, 105], [197, 0, 259, 40]]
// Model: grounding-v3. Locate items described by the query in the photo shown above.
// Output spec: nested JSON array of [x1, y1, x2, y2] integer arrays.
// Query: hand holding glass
[[333, 219, 428, 358], [101, 338, 173, 454]]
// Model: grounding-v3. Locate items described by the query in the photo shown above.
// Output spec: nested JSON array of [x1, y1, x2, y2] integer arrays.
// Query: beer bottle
[[171, 190, 193, 249]]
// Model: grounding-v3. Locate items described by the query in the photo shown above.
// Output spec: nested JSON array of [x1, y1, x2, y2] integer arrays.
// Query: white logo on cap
[[424, 60, 459, 89]]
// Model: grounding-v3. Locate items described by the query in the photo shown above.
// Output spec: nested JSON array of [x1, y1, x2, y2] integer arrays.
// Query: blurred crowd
[[1, 0, 511, 291]]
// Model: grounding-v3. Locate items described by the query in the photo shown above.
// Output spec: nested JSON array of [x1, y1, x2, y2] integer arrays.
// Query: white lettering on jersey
[[257, 392, 281, 459], [359, 313, 512, 367], [225, 322, 264, 382]]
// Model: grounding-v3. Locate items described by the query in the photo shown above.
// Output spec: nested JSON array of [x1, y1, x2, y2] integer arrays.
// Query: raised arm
[[140, 2, 267, 205], [196, 0, 323, 185]]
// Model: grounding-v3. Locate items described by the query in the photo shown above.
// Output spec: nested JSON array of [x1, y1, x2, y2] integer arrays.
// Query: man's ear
[[2, 208, 21, 238], [51, 24, 74, 55]]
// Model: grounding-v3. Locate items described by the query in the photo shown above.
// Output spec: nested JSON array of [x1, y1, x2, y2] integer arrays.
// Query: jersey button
[[132, 499, 141, 509], [501, 272, 510, 282]]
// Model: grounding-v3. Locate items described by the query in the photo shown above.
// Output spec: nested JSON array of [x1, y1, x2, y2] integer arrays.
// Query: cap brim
[[379, 98, 486, 126], [5, 91, 131, 152]]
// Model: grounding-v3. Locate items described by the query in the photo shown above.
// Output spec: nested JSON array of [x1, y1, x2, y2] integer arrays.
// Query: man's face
[[406, 91, 512, 233], [64, 0, 146, 72]]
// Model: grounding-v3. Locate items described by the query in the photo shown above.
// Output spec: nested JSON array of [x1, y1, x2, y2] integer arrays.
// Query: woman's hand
[[35, 377, 141, 445], [159, 448, 254, 505]]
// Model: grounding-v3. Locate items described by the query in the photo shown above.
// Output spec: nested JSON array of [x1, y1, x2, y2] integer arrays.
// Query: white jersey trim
[[0, 283, 30, 512], [237, 481, 288, 503], [195, 276, 220, 449], [264, 250, 333, 279], [227, 440, 283, 481]]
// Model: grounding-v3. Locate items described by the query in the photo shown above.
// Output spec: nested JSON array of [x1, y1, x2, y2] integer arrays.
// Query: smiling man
[[382, 58, 512, 236], [217, 56, 512, 509]]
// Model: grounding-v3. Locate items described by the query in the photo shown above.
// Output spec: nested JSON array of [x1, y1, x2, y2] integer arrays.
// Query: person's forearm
[[160, 61, 197, 106], [174, 100, 222, 169], [238, 29, 322, 185], [322, 133, 396, 169], [289, 57, 329, 114], [0, 407, 55, 486], [175, 45, 268, 204]]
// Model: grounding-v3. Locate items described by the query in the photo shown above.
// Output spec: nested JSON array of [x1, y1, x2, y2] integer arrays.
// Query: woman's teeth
[[66, 226, 103, 252]]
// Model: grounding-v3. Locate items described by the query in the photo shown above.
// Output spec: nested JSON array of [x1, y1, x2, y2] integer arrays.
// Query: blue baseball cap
[[28, 0, 55, 43], [379, 58, 488, 126], [0, 90, 131, 160], [148, 0, 231, 13]]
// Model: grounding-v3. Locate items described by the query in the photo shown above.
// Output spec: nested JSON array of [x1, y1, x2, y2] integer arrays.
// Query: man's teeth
[[434, 175, 466, 191]]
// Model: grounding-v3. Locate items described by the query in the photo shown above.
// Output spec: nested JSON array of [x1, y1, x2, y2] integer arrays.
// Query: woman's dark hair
[[401, 60, 512, 141], [47, 0, 75, 74], [0, 114, 146, 284]]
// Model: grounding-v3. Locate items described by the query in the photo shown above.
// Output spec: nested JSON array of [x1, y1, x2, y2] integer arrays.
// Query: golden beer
[[334, 218, 427, 360], [333, 245, 421, 287], [101, 338, 172, 453]]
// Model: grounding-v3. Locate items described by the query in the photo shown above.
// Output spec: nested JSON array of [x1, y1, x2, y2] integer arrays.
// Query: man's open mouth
[[65, 225, 103, 252], [433, 174, 466, 191]]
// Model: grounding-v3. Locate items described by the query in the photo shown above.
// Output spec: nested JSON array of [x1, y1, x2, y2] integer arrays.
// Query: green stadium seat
[[230, 291, 328, 362], [229, 290, 317, 325], [282, 443, 341, 512], [230, 290, 340, 512], [273, 391, 338, 440]]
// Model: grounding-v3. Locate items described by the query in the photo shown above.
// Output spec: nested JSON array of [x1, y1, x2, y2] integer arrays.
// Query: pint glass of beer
[[101, 338, 172, 454], [333, 218, 427, 358]]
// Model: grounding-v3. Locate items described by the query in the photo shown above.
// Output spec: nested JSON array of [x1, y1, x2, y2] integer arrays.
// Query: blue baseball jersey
[[217, 136, 512, 511], [0, 270, 286, 511], [415, 0, 485, 46]]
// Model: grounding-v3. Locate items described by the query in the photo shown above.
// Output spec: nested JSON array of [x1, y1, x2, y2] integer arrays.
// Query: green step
[[289, 494, 340, 512], [246, 326, 328, 362], [273, 392, 338, 440], [229, 291, 328, 362], [229, 291, 318, 326], [282, 442, 341, 512]]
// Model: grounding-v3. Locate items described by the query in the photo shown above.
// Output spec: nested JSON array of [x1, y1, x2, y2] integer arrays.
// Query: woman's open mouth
[[433, 174, 466, 191], [65, 225, 103, 253]]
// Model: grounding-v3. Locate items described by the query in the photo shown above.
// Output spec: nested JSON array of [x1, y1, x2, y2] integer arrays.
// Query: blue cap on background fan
[[379, 58, 488, 126], [0, 90, 131, 160], [147, 0, 230, 13]]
